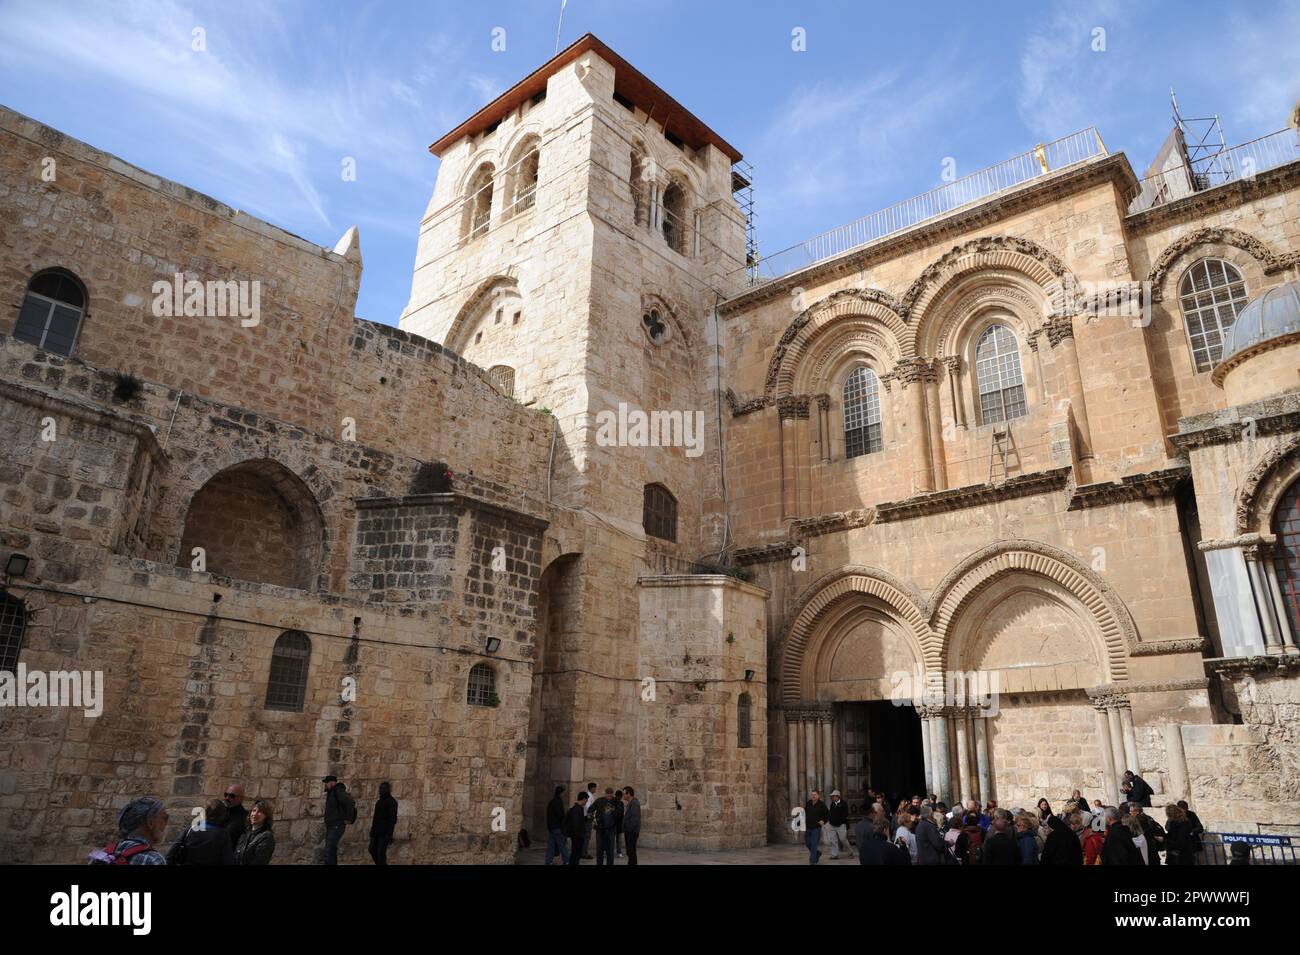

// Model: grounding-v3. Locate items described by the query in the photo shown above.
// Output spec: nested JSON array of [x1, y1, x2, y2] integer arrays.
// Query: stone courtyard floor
[[516, 843, 859, 865]]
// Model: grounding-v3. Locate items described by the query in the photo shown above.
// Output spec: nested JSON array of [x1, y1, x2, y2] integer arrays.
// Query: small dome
[[1219, 280, 1300, 366]]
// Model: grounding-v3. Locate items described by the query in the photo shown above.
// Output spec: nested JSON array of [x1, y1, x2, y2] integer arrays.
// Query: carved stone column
[[1045, 315, 1094, 459], [931, 708, 952, 804], [777, 396, 808, 521], [921, 358, 948, 490], [974, 708, 992, 802], [941, 355, 966, 430], [919, 707, 935, 795], [895, 358, 933, 493], [953, 707, 973, 805], [785, 712, 800, 820], [1244, 539, 1287, 654], [815, 393, 831, 465], [1091, 696, 1120, 802]]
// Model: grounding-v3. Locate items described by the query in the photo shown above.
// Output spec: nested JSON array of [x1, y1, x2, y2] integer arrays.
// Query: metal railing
[[730, 128, 1108, 291], [1197, 832, 1298, 865], [1127, 128, 1300, 214]]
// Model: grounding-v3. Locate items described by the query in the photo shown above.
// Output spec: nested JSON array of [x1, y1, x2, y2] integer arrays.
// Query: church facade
[[0, 35, 1297, 863]]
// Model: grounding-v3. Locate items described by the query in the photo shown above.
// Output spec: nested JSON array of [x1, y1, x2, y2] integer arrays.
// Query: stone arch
[[781, 566, 934, 704], [920, 271, 1048, 361], [503, 131, 541, 218], [766, 288, 907, 398], [928, 540, 1135, 681], [1148, 227, 1286, 303], [175, 457, 328, 591], [1237, 433, 1300, 535], [444, 275, 519, 354], [902, 235, 1073, 354]]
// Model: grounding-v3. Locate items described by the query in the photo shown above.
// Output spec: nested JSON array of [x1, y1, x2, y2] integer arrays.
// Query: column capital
[[1044, 314, 1075, 347], [814, 392, 831, 411], [1089, 690, 1131, 711], [786, 701, 833, 723], [892, 356, 938, 386], [777, 395, 811, 420], [940, 355, 962, 375]]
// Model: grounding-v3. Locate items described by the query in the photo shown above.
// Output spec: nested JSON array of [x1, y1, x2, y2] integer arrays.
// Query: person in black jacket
[[544, 785, 569, 865], [234, 798, 276, 865], [1161, 803, 1196, 866], [1177, 800, 1205, 861], [562, 792, 588, 866], [223, 782, 248, 848], [593, 787, 618, 865], [1101, 807, 1145, 865], [981, 809, 1020, 865], [1040, 811, 1083, 865], [368, 781, 398, 865], [167, 798, 236, 865], [1128, 802, 1165, 865], [622, 787, 641, 866], [825, 790, 853, 859], [803, 790, 830, 864], [612, 788, 625, 859], [1121, 770, 1153, 807], [856, 818, 910, 865], [322, 775, 356, 865]]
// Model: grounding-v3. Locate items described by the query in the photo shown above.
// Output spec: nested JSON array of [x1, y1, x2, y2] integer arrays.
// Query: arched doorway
[[521, 553, 582, 843]]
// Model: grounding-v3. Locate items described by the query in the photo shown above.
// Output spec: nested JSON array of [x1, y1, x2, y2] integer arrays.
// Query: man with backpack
[[322, 774, 357, 865], [89, 795, 169, 865]]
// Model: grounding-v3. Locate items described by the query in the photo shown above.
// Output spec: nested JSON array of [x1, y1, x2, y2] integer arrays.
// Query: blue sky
[[1, 0, 1297, 325]]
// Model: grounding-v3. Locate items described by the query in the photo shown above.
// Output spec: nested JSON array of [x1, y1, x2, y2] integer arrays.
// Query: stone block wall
[[634, 575, 768, 849]]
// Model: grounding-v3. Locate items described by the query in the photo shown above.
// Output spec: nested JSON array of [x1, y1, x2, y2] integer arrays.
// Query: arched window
[[975, 324, 1027, 425], [0, 591, 26, 675], [488, 364, 515, 398], [737, 692, 752, 748], [643, 483, 677, 542], [265, 630, 311, 711], [843, 366, 883, 458], [14, 268, 87, 357], [630, 147, 648, 227], [507, 141, 539, 218], [467, 662, 496, 706], [642, 305, 669, 345], [1273, 477, 1300, 641], [661, 181, 688, 254], [464, 164, 495, 241], [1179, 258, 1249, 372]]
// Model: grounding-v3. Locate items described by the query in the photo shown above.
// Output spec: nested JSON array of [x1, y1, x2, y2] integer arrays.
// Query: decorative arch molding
[[922, 273, 1048, 359], [445, 274, 519, 353], [780, 565, 935, 704], [1237, 432, 1300, 535], [1147, 227, 1286, 303], [800, 323, 900, 396], [927, 539, 1135, 681], [765, 288, 907, 398], [900, 235, 1073, 337]]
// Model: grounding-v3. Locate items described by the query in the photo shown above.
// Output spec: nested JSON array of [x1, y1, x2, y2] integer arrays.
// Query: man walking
[[368, 781, 398, 865], [824, 790, 853, 859], [544, 785, 569, 865], [803, 789, 829, 864], [322, 774, 356, 865], [622, 786, 641, 866]]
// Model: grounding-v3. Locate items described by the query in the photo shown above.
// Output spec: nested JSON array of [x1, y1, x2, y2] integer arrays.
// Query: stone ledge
[[0, 377, 167, 467], [1173, 391, 1300, 449], [875, 467, 1072, 523], [354, 490, 549, 532], [1066, 466, 1189, 510], [635, 573, 771, 599]]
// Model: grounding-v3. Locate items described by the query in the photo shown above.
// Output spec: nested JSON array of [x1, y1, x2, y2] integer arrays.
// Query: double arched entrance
[[778, 544, 1137, 820]]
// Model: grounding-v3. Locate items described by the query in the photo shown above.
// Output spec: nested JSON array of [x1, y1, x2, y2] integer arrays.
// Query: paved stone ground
[[516, 843, 861, 866]]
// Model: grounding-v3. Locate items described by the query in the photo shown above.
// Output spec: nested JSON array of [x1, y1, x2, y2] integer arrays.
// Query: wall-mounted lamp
[[5, 553, 30, 579], [485, 637, 502, 654]]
